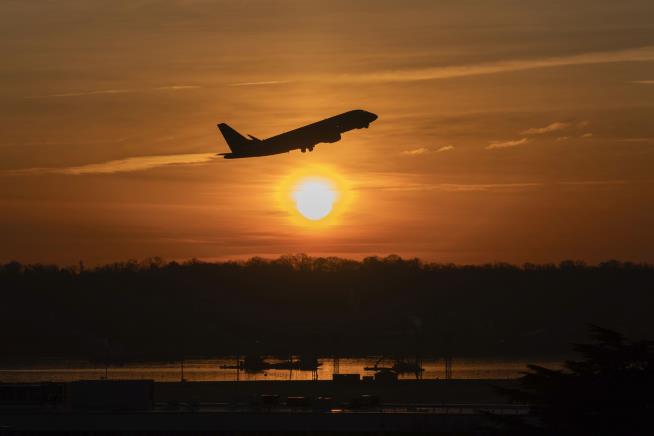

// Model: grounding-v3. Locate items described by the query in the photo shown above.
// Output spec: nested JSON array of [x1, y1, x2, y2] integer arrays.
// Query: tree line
[[1, 255, 652, 362]]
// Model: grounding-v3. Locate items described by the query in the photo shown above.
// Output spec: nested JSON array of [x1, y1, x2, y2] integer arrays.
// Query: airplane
[[217, 109, 378, 159]]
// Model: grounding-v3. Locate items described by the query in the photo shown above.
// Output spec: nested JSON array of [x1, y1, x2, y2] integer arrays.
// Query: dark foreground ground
[[0, 379, 523, 434], [156, 379, 516, 403]]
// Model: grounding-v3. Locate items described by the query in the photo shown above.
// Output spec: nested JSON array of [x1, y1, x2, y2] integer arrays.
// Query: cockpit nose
[[367, 112, 378, 122]]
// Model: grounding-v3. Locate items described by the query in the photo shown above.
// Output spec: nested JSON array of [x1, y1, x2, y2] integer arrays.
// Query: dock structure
[[219, 354, 322, 377], [364, 355, 425, 380]]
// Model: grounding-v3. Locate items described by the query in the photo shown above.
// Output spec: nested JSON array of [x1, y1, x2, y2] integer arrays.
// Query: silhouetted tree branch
[[493, 325, 654, 435]]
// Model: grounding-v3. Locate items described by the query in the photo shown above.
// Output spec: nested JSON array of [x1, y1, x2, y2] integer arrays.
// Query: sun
[[276, 165, 352, 227], [292, 178, 337, 221]]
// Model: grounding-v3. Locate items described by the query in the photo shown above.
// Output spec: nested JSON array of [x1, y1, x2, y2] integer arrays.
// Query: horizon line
[[1, 255, 650, 270]]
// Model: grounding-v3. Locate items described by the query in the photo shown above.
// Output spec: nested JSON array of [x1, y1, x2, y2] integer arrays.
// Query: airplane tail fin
[[218, 123, 249, 153]]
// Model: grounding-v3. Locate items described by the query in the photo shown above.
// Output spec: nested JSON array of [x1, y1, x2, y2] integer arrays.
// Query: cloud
[[558, 180, 627, 186], [353, 171, 643, 195], [33, 89, 133, 98], [229, 80, 290, 87], [402, 145, 454, 155], [4, 153, 217, 176], [356, 175, 638, 194], [401, 147, 429, 155], [486, 138, 529, 150], [432, 182, 542, 192], [522, 121, 571, 135], [617, 137, 654, 143], [331, 46, 654, 84], [631, 80, 654, 84], [556, 136, 569, 141], [28, 85, 200, 98], [580, 133, 593, 138], [0, 137, 130, 149], [155, 85, 201, 90], [355, 176, 543, 193]]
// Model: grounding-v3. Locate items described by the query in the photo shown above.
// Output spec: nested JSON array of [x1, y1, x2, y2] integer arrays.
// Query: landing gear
[[308, 146, 314, 152], [301, 148, 306, 153]]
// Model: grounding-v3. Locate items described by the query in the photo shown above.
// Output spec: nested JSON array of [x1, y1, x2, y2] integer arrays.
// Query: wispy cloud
[[433, 182, 542, 192], [580, 133, 593, 138], [0, 137, 130, 148], [333, 46, 654, 84], [617, 137, 654, 143], [402, 147, 429, 155], [229, 80, 290, 87], [486, 138, 529, 150], [28, 85, 200, 98], [33, 89, 133, 98], [402, 145, 454, 155], [354, 171, 641, 194], [558, 180, 627, 186], [155, 85, 201, 91], [522, 121, 571, 135], [556, 136, 569, 141], [631, 80, 654, 84], [355, 176, 543, 193], [4, 153, 217, 176]]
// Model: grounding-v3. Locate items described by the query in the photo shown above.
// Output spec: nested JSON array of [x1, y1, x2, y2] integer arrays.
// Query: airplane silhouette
[[217, 109, 378, 159]]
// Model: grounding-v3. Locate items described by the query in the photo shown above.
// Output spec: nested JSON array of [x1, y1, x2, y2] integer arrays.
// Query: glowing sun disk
[[292, 179, 337, 221]]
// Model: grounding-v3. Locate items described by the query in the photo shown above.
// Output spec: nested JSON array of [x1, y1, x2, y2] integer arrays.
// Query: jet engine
[[323, 133, 341, 143]]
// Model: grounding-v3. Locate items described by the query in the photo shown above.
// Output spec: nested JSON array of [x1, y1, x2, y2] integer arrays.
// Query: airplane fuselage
[[218, 109, 378, 159]]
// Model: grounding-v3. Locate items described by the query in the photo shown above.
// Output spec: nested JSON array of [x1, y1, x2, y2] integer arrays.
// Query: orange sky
[[1, 0, 654, 265]]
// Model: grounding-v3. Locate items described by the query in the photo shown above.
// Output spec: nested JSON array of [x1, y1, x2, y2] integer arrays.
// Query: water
[[0, 357, 562, 383]]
